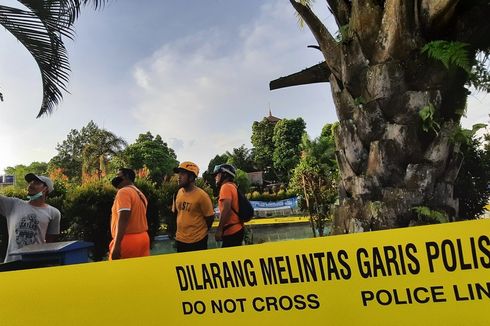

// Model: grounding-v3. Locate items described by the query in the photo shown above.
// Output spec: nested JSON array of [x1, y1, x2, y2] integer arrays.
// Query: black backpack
[[231, 187, 254, 223]]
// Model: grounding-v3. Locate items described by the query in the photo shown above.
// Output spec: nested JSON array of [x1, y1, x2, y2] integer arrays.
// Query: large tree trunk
[[271, 1, 490, 234], [329, 58, 464, 233]]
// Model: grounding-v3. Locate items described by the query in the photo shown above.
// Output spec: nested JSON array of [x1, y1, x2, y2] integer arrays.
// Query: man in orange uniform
[[109, 168, 150, 260], [173, 161, 215, 252], [213, 164, 244, 247]]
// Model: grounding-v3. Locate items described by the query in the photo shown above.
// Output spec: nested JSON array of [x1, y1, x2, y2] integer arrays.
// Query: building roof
[[265, 109, 281, 123]]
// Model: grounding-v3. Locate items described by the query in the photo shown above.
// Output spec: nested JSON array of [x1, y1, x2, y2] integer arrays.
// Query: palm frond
[[0, 4, 69, 117], [18, 0, 107, 35], [295, 0, 315, 28]]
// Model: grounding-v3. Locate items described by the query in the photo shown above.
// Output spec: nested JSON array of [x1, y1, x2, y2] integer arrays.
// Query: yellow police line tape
[[0, 218, 489, 326], [211, 215, 310, 227]]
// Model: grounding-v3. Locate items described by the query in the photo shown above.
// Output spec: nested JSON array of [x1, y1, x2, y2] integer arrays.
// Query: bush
[[159, 177, 180, 238], [62, 181, 116, 261], [235, 169, 251, 194], [134, 178, 162, 246]]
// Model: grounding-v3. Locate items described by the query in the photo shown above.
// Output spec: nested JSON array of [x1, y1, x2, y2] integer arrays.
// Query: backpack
[[231, 187, 254, 223]]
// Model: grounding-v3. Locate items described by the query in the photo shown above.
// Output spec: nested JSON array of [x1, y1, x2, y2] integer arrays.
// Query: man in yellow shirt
[[173, 161, 215, 252]]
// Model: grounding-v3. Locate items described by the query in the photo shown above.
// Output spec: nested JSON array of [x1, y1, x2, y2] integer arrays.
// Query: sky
[[0, 0, 488, 175]]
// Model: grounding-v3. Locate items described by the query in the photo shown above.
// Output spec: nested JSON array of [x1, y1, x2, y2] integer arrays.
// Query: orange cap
[[173, 161, 199, 177]]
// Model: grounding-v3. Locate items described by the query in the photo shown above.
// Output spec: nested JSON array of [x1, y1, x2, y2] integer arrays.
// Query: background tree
[[251, 117, 276, 176], [271, 0, 490, 234], [290, 124, 338, 237], [272, 117, 306, 182], [49, 121, 125, 181], [4, 161, 48, 187], [203, 154, 229, 194], [81, 128, 127, 180], [225, 145, 255, 172], [235, 169, 251, 194], [122, 132, 178, 184], [0, 0, 108, 117], [454, 132, 490, 219]]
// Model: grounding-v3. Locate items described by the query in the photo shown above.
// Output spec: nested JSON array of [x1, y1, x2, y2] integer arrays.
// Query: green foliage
[[272, 118, 306, 182], [235, 169, 251, 194], [49, 121, 126, 181], [123, 132, 178, 184], [251, 118, 276, 173], [0, 185, 27, 198], [134, 178, 162, 245], [62, 181, 116, 261], [421, 41, 471, 73], [354, 96, 367, 108], [195, 178, 215, 202], [4, 162, 48, 188], [412, 206, 448, 224], [468, 52, 490, 92], [451, 123, 487, 145], [226, 145, 255, 172], [454, 133, 490, 220], [0, 0, 108, 116], [419, 103, 441, 135], [289, 124, 338, 236], [159, 177, 180, 238], [335, 24, 351, 43], [246, 190, 295, 202]]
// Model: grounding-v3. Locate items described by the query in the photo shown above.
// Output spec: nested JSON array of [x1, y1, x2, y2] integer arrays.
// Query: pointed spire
[[265, 104, 281, 124]]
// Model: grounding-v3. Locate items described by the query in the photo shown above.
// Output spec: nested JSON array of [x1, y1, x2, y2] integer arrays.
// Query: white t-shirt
[[0, 196, 61, 262]]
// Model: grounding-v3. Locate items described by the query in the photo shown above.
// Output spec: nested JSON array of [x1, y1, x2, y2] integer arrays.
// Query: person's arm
[[205, 215, 215, 230], [45, 208, 61, 243], [111, 210, 131, 260], [215, 199, 232, 242]]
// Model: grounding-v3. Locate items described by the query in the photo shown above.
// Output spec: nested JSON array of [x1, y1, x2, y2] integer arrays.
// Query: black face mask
[[111, 176, 124, 188]]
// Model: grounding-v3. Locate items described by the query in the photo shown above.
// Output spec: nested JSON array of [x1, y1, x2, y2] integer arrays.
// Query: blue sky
[[0, 1, 488, 175]]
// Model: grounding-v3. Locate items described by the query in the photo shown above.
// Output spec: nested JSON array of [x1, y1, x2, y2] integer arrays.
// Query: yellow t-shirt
[[174, 187, 214, 243], [111, 186, 148, 238]]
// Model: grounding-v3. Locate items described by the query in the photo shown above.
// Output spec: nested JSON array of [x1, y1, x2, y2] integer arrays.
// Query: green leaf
[[422, 40, 471, 74]]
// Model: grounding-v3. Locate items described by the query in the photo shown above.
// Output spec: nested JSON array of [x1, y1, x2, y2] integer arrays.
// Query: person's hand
[[111, 246, 121, 260], [215, 229, 223, 242]]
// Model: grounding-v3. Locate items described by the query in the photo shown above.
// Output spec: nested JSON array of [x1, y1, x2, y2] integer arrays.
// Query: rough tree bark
[[271, 0, 490, 234]]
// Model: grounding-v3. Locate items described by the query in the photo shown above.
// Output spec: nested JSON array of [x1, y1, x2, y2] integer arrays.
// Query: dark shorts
[[222, 228, 244, 248], [175, 235, 208, 252]]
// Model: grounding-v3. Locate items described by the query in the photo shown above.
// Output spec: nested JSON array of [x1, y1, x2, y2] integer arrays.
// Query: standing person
[[173, 161, 215, 252], [0, 173, 61, 263], [109, 168, 150, 260], [213, 164, 244, 247]]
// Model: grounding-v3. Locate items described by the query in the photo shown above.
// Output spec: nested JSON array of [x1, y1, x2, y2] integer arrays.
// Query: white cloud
[[2, 0, 486, 176], [129, 1, 334, 173]]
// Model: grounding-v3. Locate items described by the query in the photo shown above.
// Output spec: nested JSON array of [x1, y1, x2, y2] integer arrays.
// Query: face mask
[[111, 176, 124, 188], [27, 191, 44, 202]]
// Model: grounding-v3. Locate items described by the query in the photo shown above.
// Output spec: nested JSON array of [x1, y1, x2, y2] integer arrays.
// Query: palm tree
[[0, 0, 107, 117], [81, 129, 127, 180], [271, 1, 490, 234]]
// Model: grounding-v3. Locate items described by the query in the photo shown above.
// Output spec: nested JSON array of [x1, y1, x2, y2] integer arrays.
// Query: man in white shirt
[[0, 173, 61, 262]]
